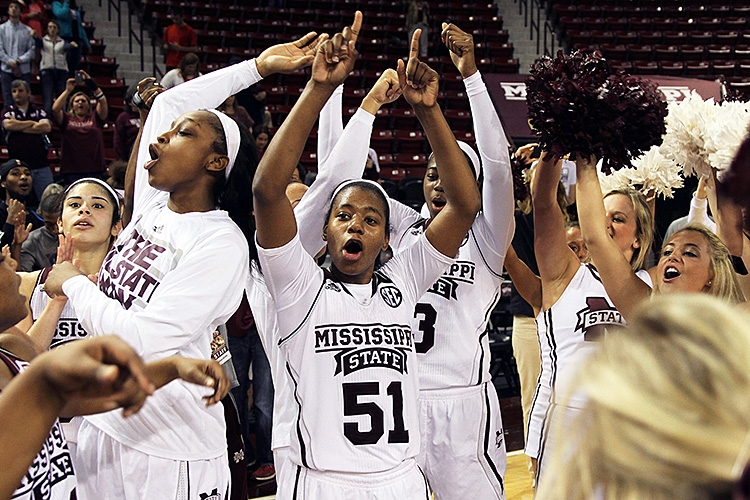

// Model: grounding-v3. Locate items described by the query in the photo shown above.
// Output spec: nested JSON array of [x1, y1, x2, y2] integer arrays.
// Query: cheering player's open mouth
[[144, 144, 159, 170], [663, 265, 681, 283], [431, 197, 446, 213], [343, 239, 363, 261]]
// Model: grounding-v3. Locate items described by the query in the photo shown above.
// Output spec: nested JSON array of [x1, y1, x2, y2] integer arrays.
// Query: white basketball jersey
[[246, 263, 296, 452], [259, 234, 452, 473], [28, 267, 90, 348], [395, 218, 503, 390], [0, 348, 77, 500]]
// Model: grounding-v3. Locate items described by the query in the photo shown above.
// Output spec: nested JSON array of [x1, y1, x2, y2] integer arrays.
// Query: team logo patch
[[575, 297, 624, 341], [315, 323, 413, 375], [324, 280, 341, 292], [199, 489, 221, 500], [379, 284, 403, 308]]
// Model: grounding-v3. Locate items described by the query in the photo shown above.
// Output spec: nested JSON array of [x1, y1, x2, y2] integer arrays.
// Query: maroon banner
[[483, 74, 722, 142]]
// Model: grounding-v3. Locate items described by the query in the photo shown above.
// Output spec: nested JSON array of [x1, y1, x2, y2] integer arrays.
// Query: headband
[[207, 109, 241, 179], [64, 177, 121, 204], [427, 140, 482, 180], [331, 179, 390, 204], [457, 141, 482, 181]]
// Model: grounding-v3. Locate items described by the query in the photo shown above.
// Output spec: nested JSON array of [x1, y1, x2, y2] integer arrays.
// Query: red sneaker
[[252, 463, 276, 482]]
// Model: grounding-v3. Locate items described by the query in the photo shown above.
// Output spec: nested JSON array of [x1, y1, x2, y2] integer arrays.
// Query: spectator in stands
[[253, 125, 270, 160], [51, 70, 108, 183], [1, 79, 53, 201], [20, 0, 47, 38], [51, 0, 89, 76], [0, 0, 35, 106], [162, 6, 197, 71], [105, 159, 126, 197], [20, 187, 60, 271], [160, 52, 201, 89], [363, 147, 380, 181], [217, 93, 254, 130], [38, 19, 73, 116], [406, 0, 430, 57], [0, 159, 43, 254], [114, 84, 140, 161], [237, 82, 271, 128]]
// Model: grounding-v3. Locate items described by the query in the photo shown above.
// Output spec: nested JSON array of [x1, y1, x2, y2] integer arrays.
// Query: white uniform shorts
[[274, 446, 294, 500], [417, 382, 506, 500], [75, 420, 230, 500], [525, 383, 552, 459], [284, 458, 430, 500]]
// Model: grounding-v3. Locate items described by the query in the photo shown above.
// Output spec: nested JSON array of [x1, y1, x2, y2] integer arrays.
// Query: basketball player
[[252, 20, 480, 498]]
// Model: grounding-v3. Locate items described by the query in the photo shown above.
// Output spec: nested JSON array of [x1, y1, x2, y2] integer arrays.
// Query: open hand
[[256, 31, 322, 77], [398, 29, 439, 108], [311, 11, 362, 89], [441, 23, 477, 78]]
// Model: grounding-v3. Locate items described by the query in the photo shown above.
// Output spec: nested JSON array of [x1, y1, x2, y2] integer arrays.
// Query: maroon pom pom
[[511, 154, 531, 202], [718, 132, 750, 212], [526, 50, 667, 172]]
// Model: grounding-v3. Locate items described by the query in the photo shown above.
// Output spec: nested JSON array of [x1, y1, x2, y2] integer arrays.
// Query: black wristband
[[84, 78, 98, 92], [731, 255, 748, 276], [131, 91, 150, 111]]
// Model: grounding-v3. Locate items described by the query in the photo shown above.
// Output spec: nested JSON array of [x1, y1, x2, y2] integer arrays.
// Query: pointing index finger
[[409, 28, 421, 59], [349, 10, 363, 46]]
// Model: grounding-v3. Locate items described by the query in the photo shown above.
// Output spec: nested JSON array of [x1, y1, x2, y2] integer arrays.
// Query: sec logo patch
[[379, 285, 403, 308]]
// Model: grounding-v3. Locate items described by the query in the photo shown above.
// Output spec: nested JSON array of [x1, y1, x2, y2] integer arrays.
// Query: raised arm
[[532, 154, 580, 310], [51, 78, 75, 125], [253, 14, 361, 250], [504, 243, 542, 315], [317, 84, 344, 166], [443, 22, 514, 272], [400, 29, 480, 257], [575, 155, 651, 319], [134, 33, 321, 216], [297, 67, 402, 256]]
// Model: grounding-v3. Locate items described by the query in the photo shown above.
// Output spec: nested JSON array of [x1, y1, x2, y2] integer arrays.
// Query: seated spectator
[[105, 160, 126, 198], [363, 147, 380, 181], [217, 94, 253, 130], [0, 159, 43, 251], [37, 20, 73, 116], [114, 85, 141, 162], [162, 6, 197, 71], [1, 79, 53, 202], [20, 188, 61, 271], [160, 52, 201, 89], [51, 70, 108, 183], [236, 82, 271, 128], [0, 0, 35, 106], [51, 0, 88, 76], [253, 125, 270, 160]]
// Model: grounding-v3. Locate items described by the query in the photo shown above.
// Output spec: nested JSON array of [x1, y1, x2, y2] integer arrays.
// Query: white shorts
[[274, 446, 294, 500], [75, 420, 230, 500], [287, 458, 430, 500], [524, 383, 552, 459], [417, 382, 506, 500]]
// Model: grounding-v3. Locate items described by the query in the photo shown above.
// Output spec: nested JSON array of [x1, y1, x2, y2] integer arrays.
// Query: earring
[[707, 280, 713, 287]]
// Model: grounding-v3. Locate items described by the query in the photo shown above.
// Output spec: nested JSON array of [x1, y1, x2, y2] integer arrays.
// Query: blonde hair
[[662, 225, 746, 304], [67, 91, 92, 118], [603, 188, 654, 272], [536, 294, 750, 500]]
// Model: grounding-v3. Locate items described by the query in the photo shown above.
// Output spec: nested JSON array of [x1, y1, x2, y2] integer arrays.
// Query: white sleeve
[[388, 199, 422, 253], [62, 236, 249, 360], [256, 233, 323, 341], [296, 108, 375, 256], [382, 234, 454, 303], [464, 71, 515, 275], [317, 84, 344, 166], [686, 194, 716, 232], [133, 59, 264, 217]]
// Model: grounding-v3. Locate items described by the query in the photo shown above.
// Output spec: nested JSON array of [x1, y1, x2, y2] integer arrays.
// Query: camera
[[75, 71, 83, 85]]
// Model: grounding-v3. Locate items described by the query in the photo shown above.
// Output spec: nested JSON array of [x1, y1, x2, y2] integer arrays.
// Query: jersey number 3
[[414, 303, 437, 353], [343, 381, 409, 445]]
